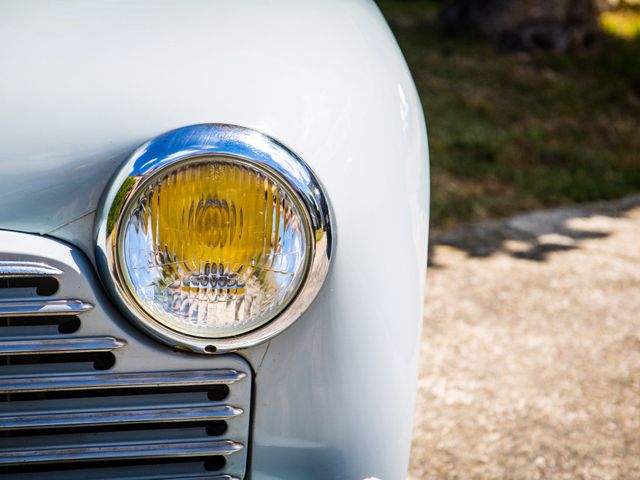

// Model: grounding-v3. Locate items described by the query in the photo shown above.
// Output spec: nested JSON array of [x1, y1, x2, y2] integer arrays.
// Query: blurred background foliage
[[376, 0, 640, 229]]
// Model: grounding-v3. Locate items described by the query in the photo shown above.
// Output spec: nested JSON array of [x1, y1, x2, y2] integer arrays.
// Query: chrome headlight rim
[[95, 124, 333, 354]]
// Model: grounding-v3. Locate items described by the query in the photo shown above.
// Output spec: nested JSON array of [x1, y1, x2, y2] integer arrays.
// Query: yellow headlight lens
[[118, 157, 310, 338]]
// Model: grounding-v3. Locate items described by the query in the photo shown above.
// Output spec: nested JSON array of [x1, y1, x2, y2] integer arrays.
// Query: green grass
[[377, 1, 640, 229]]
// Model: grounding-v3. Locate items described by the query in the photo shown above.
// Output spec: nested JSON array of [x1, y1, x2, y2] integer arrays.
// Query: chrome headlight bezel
[[95, 124, 333, 354]]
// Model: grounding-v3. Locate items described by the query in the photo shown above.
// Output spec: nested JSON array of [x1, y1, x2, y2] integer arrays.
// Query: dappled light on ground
[[601, 8, 640, 38], [430, 195, 640, 262], [410, 203, 640, 479]]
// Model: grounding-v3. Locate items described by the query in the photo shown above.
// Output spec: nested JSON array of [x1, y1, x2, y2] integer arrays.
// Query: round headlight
[[96, 124, 332, 353]]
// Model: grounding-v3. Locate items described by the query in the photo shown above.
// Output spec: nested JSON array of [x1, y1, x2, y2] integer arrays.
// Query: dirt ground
[[409, 198, 640, 480]]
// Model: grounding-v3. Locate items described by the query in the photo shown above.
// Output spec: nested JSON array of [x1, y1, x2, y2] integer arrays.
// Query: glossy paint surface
[[0, 1, 429, 478]]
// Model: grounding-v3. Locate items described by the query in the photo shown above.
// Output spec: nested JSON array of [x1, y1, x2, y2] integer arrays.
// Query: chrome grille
[[0, 231, 250, 479]]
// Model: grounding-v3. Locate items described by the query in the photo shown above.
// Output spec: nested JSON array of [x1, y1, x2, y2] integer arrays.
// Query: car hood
[[0, 1, 385, 234]]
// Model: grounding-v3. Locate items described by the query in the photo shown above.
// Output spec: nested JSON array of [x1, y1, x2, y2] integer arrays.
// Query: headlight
[[96, 124, 333, 353], [120, 158, 309, 338]]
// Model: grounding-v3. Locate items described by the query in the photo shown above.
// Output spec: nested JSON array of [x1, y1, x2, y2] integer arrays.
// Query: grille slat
[[0, 262, 63, 278], [0, 299, 93, 317], [1, 465, 240, 480], [0, 336, 125, 355], [0, 439, 243, 465], [0, 370, 246, 394], [0, 405, 243, 430], [4, 474, 239, 480]]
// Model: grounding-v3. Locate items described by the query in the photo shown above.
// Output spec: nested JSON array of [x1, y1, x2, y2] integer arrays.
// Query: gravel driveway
[[410, 198, 640, 480]]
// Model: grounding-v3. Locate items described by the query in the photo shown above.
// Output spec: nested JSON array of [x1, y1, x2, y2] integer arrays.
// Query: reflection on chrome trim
[[0, 299, 93, 317], [95, 124, 334, 354], [0, 336, 125, 355], [0, 439, 244, 465], [126, 476, 240, 480], [0, 261, 62, 278], [0, 405, 243, 430], [134, 477, 240, 480], [0, 369, 246, 393]]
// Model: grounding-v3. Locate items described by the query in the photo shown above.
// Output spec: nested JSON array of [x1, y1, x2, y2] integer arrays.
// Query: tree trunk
[[439, 0, 601, 51]]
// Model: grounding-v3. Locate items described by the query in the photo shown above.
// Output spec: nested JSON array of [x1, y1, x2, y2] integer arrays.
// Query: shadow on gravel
[[429, 195, 640, 265]]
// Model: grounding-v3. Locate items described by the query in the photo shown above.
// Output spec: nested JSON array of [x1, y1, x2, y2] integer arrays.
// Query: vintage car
[[0, 1, 429, 478]]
